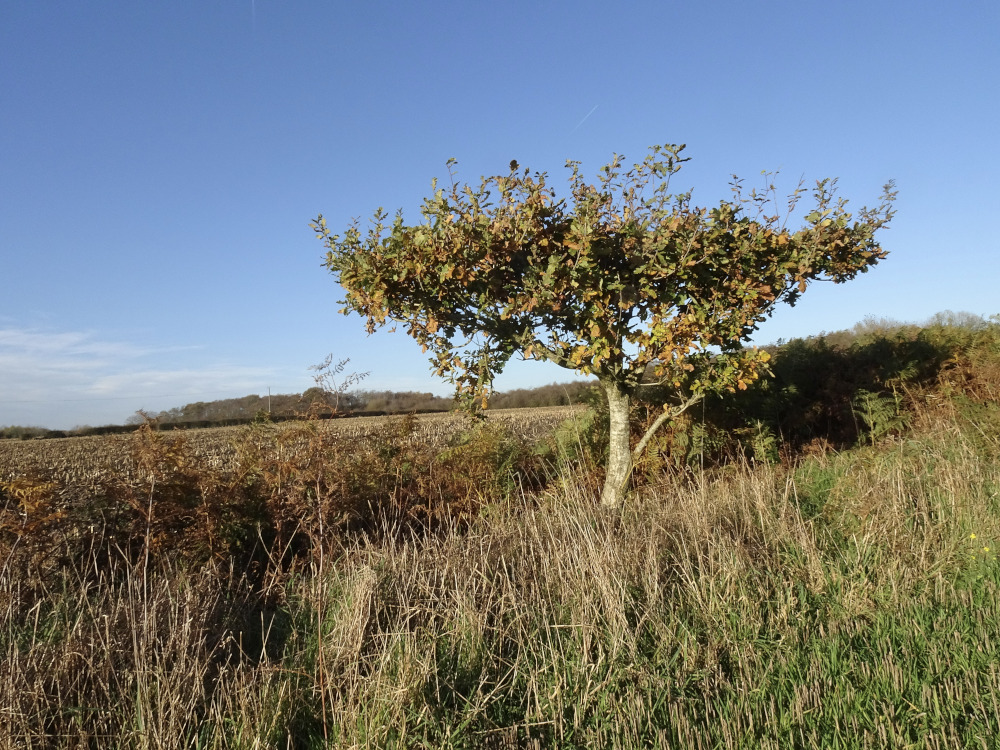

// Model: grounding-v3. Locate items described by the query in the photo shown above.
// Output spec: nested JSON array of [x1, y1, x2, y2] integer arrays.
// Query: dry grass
[[8, 320, 1000, 746], [3, 406, 999, 747]]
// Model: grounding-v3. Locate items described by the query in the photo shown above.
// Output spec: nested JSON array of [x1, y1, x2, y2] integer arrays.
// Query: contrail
[[570, 105, 599, 134]]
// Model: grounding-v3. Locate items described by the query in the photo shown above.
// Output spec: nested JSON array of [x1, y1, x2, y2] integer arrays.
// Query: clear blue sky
[[2, 1, 997, 429]]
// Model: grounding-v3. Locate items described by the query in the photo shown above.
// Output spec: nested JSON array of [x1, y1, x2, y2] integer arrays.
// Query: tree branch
[[528, 340, 573, 370], [631, 392, 703, 465]]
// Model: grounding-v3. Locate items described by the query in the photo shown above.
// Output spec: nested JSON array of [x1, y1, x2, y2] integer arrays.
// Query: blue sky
[[2, 1, 997, 429]]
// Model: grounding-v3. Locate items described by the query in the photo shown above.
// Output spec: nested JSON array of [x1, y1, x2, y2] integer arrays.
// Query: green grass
[[4, 402, 1000, 747]]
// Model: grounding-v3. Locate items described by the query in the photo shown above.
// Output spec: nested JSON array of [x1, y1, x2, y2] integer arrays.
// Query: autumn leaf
[[316, 144, 894, 507]]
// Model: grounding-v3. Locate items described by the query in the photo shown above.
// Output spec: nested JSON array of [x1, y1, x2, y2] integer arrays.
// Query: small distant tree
[[314, 144, 895, 507], [126, 410, 157, 427], [306, 355, 369, 416]]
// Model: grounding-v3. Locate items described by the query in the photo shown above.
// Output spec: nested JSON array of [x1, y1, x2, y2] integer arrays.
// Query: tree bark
[[600, 382, 632, 509], [598, 382, 702, 509]]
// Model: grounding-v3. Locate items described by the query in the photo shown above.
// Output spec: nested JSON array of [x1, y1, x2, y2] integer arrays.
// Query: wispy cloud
[[87, 366, 276, 399], [0, 329, 150, 359], [0, 328, 295, 429]]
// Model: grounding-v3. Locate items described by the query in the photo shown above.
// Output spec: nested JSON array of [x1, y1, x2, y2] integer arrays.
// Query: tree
[[313, 144, 895, 508], [305, 355, 369, 415]]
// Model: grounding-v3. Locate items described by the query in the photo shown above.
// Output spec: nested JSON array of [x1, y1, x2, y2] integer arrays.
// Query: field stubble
[[0, 407, 579, 499]]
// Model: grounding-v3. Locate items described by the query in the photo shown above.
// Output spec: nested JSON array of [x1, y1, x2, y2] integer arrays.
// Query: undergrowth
[[3, 314, 1000, 748]]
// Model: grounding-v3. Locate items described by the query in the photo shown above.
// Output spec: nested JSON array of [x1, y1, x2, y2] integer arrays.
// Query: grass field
[[3, 325, 1000, 748]]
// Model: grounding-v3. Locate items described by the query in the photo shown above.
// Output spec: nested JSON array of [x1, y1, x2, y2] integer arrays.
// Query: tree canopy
[[315, 144, 895, 506]]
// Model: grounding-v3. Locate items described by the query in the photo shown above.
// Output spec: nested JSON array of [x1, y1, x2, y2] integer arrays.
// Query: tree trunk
[[600, 382, 632, 509]]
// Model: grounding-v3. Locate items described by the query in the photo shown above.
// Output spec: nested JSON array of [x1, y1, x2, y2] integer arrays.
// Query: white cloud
[[0, 329, 148, 359], [0, 328, 300, 429], [87, 366, 276, 400]]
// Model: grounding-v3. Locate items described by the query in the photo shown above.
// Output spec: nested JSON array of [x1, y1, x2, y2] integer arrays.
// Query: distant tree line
[[488, 381, 596, 410], [147, 389, 450, 424], [0, 380, 598, 439], [145, 381, 597, 426], [6, 311, 992, 442]]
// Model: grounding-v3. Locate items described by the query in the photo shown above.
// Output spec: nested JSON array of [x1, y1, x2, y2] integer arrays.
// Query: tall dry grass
[[4, 408, 999, 748]]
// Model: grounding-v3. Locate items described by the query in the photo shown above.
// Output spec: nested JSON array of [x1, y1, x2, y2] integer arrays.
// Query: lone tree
[[314, 144, 895, 508]]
